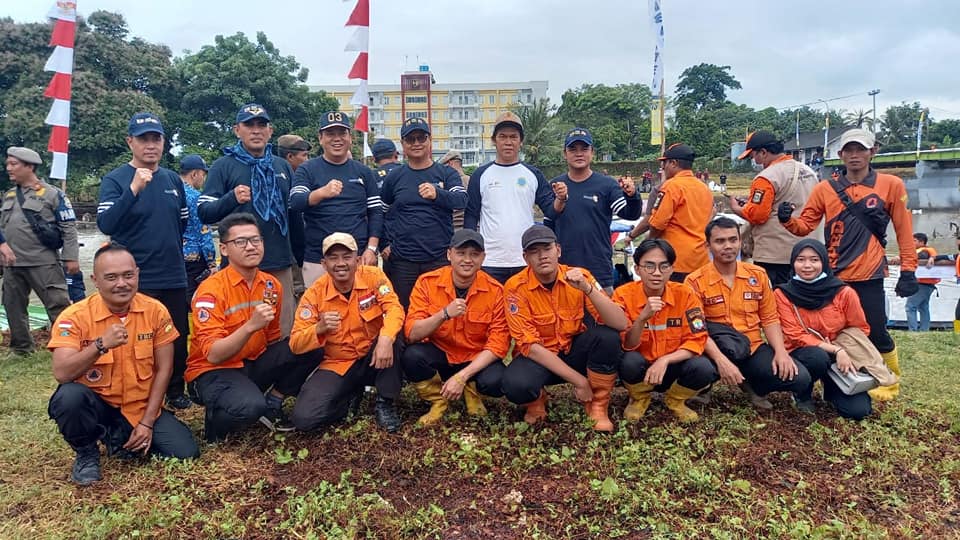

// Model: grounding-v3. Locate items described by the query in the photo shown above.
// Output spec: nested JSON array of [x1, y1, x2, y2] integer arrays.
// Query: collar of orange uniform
[[523, 264, 570, 291], [438, 266, 490, 296], [770, 154, 793, 166], [90, 292, 147, 322], [637, 280, 679, 307], [704, 261, 750, 286], [224, 264, 267, 289], [839, 168, 877, 188], [321, 266, 373, 301], [672, 169, 697, 180]]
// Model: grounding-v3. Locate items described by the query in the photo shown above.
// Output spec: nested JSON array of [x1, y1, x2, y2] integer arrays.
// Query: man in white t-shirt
[[463, 112, 556, 284]]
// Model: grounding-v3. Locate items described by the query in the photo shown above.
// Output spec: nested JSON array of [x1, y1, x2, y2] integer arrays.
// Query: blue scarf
[[224, 141, 288, 235]]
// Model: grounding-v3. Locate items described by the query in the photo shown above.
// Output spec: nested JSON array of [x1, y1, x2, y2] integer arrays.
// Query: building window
[[489, 95, 495, 105], [394, 96, 401, 105], [406, 111, 427, 119], [395, 112, 402, 121], [406, 95, 427, 104], [431, 95, 438, 105]]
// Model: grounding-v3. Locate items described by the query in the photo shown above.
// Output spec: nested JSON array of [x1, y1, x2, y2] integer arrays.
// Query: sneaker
[[374, 395, 401, 433], [259, 407, 295, 433], [739, 382, 773, 410], [166, 394, 193, 410], [793, 397, 816, 415], [71, 443, 102, 486]]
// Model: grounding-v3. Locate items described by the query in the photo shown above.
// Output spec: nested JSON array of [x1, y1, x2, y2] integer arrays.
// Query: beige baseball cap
[[322, 232, 358, 255], [839, 128, 876, 150]]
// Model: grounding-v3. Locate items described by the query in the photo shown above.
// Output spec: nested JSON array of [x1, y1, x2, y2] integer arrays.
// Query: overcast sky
[[9, 0, 960, 121]]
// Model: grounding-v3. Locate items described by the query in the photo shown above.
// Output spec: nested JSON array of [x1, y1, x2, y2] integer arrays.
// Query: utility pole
[[868, 89, 880, 131]]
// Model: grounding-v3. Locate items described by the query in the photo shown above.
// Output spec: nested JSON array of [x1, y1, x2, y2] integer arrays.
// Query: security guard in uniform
[[2, 146, 79, 354]]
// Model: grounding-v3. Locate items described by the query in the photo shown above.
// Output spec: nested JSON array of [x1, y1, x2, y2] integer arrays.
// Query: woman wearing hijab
[[773, 239, 873, 420]]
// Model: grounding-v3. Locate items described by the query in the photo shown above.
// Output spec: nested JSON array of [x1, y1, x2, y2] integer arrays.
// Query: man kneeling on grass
[[402, 229, 510, 425], [48, 243, 198, 486], [611, 239, 717, 422], [500, 225, 629, 431]]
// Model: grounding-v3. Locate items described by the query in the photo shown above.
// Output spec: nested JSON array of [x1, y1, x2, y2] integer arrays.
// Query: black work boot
[[374, 395, 401, 433], [71, 443, 102, 486]]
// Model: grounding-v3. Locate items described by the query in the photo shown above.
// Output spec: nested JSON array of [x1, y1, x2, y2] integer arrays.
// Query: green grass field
[[1, 331, 958, 539]]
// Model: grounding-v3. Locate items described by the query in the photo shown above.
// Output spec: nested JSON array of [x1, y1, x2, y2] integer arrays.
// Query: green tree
[[674, 63, 742, 112], [879, 101, 925, 146], [556, 83, 656, 160], [927, 119, 960, 147], [844, 108, 875, 130], [510, 98, 561, 166]]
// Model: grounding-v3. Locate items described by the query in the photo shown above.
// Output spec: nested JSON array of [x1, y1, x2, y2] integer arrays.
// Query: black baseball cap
[[319, 111, 351, 131], [128, 112, 165, 137], [658, 143, 696, 162], [738, 131, 780, 160], [449, 229, 484, 250], [371, 139, 397, 158], [236, 103, 271, 123], [521, 224, 557, 250], [400, 117, 431, 138]]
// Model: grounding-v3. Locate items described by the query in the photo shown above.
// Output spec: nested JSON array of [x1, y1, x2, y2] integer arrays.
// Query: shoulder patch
[[194, 295, 215, 309], [197, 309, 210, 323], [751, 189, 765, 204], [300, 306, 313, 320], [685, 307, 706, 333], [652, 191, 666, 210]]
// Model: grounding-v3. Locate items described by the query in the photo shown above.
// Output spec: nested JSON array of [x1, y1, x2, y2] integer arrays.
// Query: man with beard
[[289, 233, 405, 433]]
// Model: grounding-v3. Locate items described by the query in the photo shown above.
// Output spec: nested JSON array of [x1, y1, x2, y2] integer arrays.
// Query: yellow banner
[[650, 98, 664, 145]]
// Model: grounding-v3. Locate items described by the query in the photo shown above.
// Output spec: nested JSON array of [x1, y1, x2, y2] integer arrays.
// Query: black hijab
[[776, 239, 846, 310]]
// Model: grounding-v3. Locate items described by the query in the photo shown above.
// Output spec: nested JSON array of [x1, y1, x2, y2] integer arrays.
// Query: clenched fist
[[244, 303, 275, 332]]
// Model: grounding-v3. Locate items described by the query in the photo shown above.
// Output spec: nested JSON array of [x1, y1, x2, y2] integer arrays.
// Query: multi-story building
[[310, 67, 548, 166]]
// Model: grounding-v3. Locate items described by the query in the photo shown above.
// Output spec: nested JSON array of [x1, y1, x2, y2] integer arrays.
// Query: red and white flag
[[345, 0, 372, 157], [44, 1, 78, 180]]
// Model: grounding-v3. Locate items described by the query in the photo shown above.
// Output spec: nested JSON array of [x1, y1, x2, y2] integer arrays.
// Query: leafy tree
[[879, 101, 925, 146], [674, 63, 741, 112], [928, 119, 960, 147], [510, 98, 561, 166], [844, 108, 875, 130], [556, 83, 656, 160]]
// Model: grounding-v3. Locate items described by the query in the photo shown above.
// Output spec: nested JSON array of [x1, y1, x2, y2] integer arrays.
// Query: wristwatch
[[94, 337, 109, 355], [366, 246, 379, 255]]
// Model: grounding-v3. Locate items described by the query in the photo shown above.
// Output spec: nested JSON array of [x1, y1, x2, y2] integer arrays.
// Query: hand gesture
[[618, 176, 636, 197], [573, 378, 593, 403], [244, 303, 275, 332], [361, 248, 378, 266], [552, 181, 568, 202], [835, 349, 856, 374], [319, 180, 343, 200], [716, 357, 745, 386], [728, 194, 744, 211], [564, 268, 592, 294], [64, 260, 80, 275], [381, 246, 391, 260], [644, 359, 669, 386], [123, 421, 153, 455], [637, 296, 663, 322], [440, 376, 466, 400], [777, 201, 795, 223], [131, 168, 154, 195], [0, 243, 17, 265], [418, 182, 438, 200], [771, 349, 798, 381], [101, 323, 129, 350], [371, 337, 394, 369], [316, 311, 341, 335], [234, 185, 252, 204], [444, 298, 467, 319]]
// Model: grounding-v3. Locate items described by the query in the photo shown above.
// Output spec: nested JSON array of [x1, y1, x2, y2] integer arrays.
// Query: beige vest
[[752, 158, 823, 264]]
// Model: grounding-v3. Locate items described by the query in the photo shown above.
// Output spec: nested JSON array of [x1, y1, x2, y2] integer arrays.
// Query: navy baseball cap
[[371, 138, 397, 158], [564, 127, 593, 148], [236, 103, 271, 123], [658, 143, 696, 162], [128, 112, 165, 137], [179, 154, 208, 172], [400, 117, 431, 138], [319, 111, 351, 131]]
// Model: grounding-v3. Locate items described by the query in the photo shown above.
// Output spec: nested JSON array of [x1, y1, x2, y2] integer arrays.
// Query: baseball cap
[[400, 117, 431, 138], [322, 232, 358, 255], [277, 134, 311, 152], [319, 112, 351, 131], [738, 131, 780, 160], [179, 154, 208, 172], [236, 103, 271, 123], [128, 112, 165, 137], [493, 111, 524, 139], [449, 229, 484, 250], [839, 128, 876, 151], [521, 224, 557, 250], [658, 143, 696, 162], [371, 139, 397, 158], [439, 150, 462, 164], [564, 128, 593, 148], [6, 146, 42, 166]]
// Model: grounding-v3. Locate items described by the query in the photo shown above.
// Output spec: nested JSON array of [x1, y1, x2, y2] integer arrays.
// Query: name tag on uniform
[[666, 318, 682, 328], [743, 291, 763, 300], [704, 295, 725, 306]]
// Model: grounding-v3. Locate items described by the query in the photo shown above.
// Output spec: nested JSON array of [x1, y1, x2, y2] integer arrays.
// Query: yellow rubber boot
[[868, 347, 901, 402], [663, 382, 702, 422], [413, 374, 448, 425], [463, 382, 487, 417], [523, 389, 548, 425], [623, 382, 655, 421], [584, 370, 617, 432]]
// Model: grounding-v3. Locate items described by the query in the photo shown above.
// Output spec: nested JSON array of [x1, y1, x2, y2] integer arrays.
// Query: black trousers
[[385, 256, 448, 309], [793, 346, 872, 420], [755, 262, 792, 288], [184, 259, 212, 305], [48, 382, 198, 459], [141, 287, 190, 399], [401, 342, 505, 397], [847, 279, 895, 353], [733, 343, 825, 401], [188, 339, 318, 441], [291, 339, 403, 431], [501, 325, 622, 405], [481, 266, 526, 285], [620, 352, 718, 391]]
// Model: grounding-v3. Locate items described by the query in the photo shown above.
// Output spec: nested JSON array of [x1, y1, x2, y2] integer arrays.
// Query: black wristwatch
[[94, 337, 109, 355]]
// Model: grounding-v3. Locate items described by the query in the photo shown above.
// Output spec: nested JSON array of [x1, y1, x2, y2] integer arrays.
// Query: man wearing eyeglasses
[[684, 217, 825, 413], [380, 117, 467, 308], [185, 213, 319, 441], [290, 112, 382, 287]]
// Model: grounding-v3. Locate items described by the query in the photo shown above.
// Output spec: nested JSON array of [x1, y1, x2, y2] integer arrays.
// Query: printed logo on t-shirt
[[582, 194, 599, 203], [516, 177, 527, 187]]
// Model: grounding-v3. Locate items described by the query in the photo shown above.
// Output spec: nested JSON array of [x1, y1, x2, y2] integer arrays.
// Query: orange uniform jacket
[[612, 280, 707, 360], [740, 154, 791, 225], [783, 170, 917, 281], [774, 286, 870, 352], [648, 170, 715, 273], [684, 261, 779, 353], [185, 266, 283, 383], [290, 265, 404, 375], [504, 265, 601, 357], [48, 293, 179, 426], [917, 247, 940, 285], [404, 266, 510, 363]]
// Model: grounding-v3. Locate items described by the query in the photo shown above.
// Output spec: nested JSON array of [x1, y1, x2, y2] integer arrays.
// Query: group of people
[[1, 102, 935, 486]]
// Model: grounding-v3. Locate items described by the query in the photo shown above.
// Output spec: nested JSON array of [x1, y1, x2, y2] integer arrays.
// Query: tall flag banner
[[916, 109, 927, 159], [795, 110, 801, 147], [345, 0, 370, 140], [648, 0, 665, 146], [44, 1, 78, 180], [823, 111, 829, 158]]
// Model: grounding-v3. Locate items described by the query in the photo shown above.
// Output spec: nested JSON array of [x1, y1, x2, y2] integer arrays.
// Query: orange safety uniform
[[783, 170, 917, 281], [504, 264, 601, 357], [648, 169, 714, 273], [774, 286, 870, 352], [48, 293, 179, 426], [612, 280, 707, 360], [290, 265, 404, 375], [684, 261, 779, 353], [185, 266, 283, 383], [740, 154, 791, 224], [917, 246, 940, 285], [404, 266, 510, 363]]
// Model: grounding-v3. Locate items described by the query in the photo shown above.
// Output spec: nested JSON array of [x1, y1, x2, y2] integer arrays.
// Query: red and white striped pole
[[44, 1, 77, 187], [345, 0, 372, 158]]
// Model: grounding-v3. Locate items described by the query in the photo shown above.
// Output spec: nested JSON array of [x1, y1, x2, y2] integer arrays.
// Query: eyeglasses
[[224, 236, 263, 248], [403, 134, 429, 144], [638, 262, 673, 274]]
